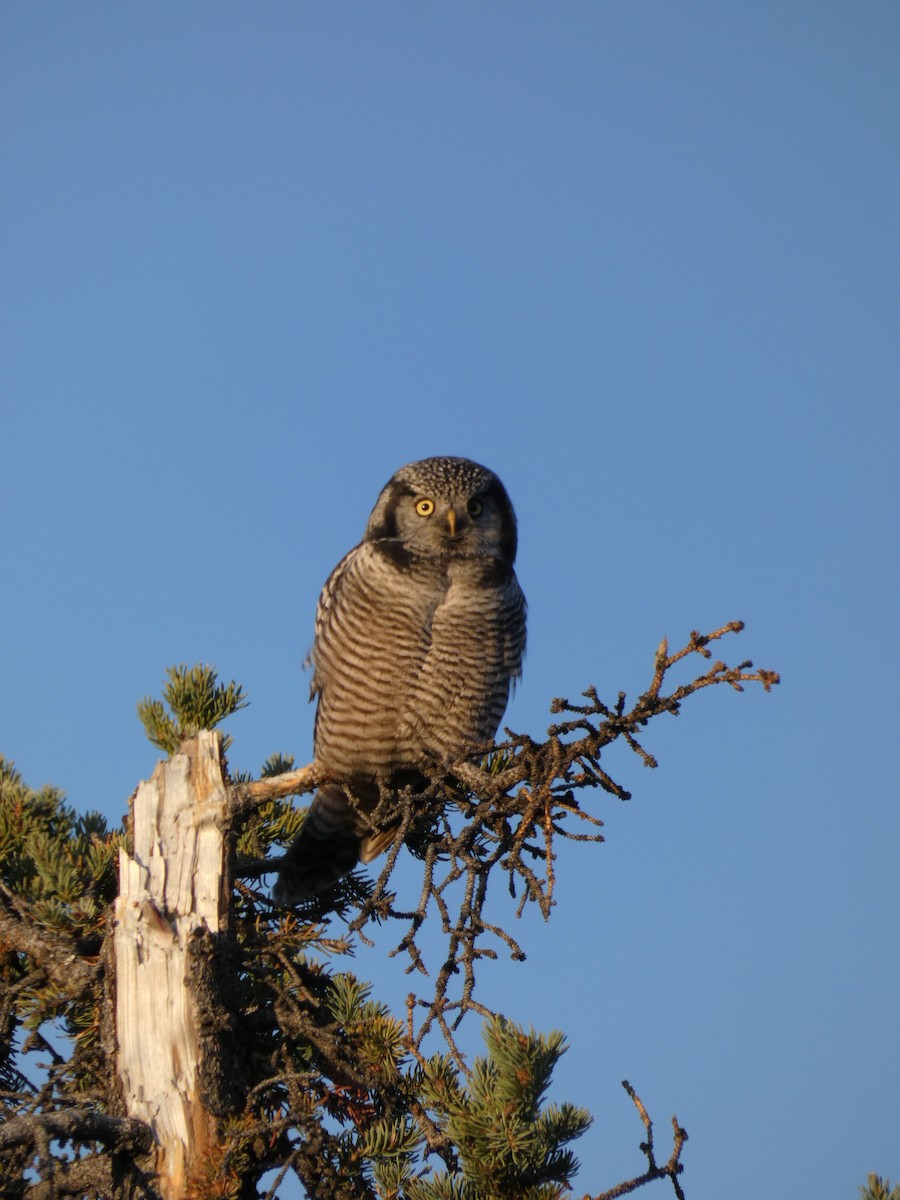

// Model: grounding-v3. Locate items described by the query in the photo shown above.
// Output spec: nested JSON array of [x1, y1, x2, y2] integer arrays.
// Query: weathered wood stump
[[113, 731, 231, 1199]]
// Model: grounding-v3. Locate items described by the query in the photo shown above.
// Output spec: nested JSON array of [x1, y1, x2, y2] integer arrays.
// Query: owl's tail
[[272, 783, 365, 903], [273, 771, 430, 904]]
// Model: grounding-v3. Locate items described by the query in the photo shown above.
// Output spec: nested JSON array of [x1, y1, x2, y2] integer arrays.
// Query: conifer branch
[[231, 763, 321, 811], [137, 663, 247, 754], [0, 884, 96, 997], [0, 1107, 153, 1198], [591, 1082, 688, 1200], [0, 1107, 152, 1156], [1, 624, 778, 1197]]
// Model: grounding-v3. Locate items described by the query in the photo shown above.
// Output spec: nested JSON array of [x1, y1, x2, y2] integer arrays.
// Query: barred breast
[[311, 543, 523, 777]]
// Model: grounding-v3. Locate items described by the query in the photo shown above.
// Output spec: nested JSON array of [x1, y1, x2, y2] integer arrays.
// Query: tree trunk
[[113, 731, 233, 1200]]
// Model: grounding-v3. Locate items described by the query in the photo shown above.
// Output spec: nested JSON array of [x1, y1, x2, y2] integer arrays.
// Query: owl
[[273, 456, 526, 903]]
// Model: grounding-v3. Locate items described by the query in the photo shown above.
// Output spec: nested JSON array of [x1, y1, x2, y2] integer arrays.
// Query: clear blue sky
[[2, 4, 898, 1197]]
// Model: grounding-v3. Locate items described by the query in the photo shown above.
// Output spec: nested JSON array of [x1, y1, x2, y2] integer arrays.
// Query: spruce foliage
[[861, 1177, 900, 1200], [136, 662, 247, 753], [0, 756, 122, 1096], [0, 757, 121, 928], [406, 1019, 591, 1200]]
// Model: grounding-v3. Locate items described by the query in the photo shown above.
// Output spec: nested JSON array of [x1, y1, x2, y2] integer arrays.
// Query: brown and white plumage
[[273, 456, 526, 902]]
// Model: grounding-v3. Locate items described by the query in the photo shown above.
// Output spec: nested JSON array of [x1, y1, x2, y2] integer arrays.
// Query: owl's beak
[[446, 509, 457, 537]]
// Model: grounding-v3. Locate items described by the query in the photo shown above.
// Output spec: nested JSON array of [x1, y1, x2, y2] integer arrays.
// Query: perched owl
[[273, 456, 526, 903]]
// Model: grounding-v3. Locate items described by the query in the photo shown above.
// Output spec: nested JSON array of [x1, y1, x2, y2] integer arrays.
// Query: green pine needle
[[136, 662, 248, 754], [416, 1018, 592, 1200], [861, 1176, 900, 1200]]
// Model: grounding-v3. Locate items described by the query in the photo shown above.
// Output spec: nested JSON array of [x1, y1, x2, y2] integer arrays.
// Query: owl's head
[[364, 456, 518, 564]]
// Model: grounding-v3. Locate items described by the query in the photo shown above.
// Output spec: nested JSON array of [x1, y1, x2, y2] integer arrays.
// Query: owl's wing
[[308, 545, 360, 701], [310, 540, 433, 774], [502, 574, 527, 684]]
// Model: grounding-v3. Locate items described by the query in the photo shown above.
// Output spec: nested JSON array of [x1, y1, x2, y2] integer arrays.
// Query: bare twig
[[590, 1081, 688, 1200]]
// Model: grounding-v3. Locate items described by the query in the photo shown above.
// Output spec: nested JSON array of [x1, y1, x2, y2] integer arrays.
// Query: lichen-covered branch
[[0, 1108, 154, 1200], [0, 884, 96, 998], [0, 1108, 152, 1157]]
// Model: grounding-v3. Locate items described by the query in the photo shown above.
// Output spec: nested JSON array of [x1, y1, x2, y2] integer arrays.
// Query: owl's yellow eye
[[415, 498, 435, 517], [467, 498, 483, 517]]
